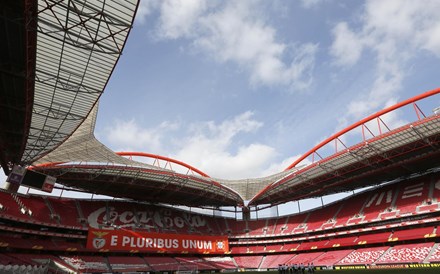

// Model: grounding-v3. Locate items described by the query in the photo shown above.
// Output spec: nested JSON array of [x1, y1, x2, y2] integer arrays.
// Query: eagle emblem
[[92, 231, 109, 249]]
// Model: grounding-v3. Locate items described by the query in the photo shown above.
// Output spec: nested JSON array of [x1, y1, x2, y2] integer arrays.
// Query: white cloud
[[157, 0, 209, 39], [301, 0, 325, 9], [105, 119, 179, 152], [173, 111, 277, 179], [260, 155, 306, 177], [103, 112, 278, 179], [330, 0, 440, 121], [143, 0, 317, 90], [330, 22, 363, 67], [135, 0, 160, 25]]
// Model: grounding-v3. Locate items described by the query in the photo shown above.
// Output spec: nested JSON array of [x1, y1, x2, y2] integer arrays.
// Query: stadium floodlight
[[434, 106, 440, 115]]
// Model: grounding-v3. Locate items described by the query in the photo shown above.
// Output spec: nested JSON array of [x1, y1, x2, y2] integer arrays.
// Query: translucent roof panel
[[21, 0, 139, 164]]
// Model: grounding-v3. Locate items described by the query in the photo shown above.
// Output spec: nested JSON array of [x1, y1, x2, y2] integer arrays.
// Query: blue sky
[[93, 0, 440, 181], [1, 0, 439, 215]]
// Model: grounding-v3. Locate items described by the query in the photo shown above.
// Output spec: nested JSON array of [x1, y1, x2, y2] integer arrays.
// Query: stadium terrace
[[1, 0, 440, 273]]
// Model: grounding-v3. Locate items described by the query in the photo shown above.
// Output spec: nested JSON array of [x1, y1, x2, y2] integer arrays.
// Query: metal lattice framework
[[3, 1, 440, 208], [33, 107, 244, 206], [21, 0, 138, 164], [249, 88, 440, 206], [32, 88, 440, 207]]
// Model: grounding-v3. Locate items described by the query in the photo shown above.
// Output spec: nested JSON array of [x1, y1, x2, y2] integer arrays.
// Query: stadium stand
[[289, 252, 324, 264], [390, 226, 435, 241], [338, 246, 389, 265], [107, 256, 152, 272], [305, 202, 341, 231], [327, 236, 358, 248], [376, 242, 434, 264], [204, 257, 236, 269], [361, 184, 396, 222], [228, 219, 247, 236], [286, 213, 308, 234], [0, 191, 32, 222], [175, 257, 218, 271], [60, 255, 110, 273], [334, 193, 368, 227], [247, 219, 268, 236], [297, 240, 329, 251], [260, 253, 296, 269], [234, 255, 264, 269], [2, 0, 440, 271], [275, 216, 290, 235], [312, 249, 354, 266], [394, 177, 430, 216], [427, 243, 440, 262], [264, 218, 279, 236], [355, 231, 392, 245], [144, 256, 182, 271], [46, 197, 82, 228]]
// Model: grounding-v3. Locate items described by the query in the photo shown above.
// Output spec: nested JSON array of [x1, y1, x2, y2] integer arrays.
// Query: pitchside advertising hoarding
[[87, 228, 229, 254]]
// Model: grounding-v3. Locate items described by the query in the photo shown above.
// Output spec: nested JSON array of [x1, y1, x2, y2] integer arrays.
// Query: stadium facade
[[1, 0, 440, 273]]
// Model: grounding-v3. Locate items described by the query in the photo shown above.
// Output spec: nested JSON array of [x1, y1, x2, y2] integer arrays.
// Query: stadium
[[1, 0, 440, 273]]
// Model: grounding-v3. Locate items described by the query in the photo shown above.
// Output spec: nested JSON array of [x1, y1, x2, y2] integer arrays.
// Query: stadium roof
[[1, 0, 440, 208], [31, 88, 440, 207], [0, 0, 139, 171]]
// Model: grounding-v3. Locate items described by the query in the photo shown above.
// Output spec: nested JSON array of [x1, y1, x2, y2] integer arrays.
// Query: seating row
[[1, 173, 438, 237]]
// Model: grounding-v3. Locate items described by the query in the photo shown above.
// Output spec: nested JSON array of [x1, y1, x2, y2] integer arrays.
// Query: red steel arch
[[116, 151, 210, 178], [284, 87, 440, 170]]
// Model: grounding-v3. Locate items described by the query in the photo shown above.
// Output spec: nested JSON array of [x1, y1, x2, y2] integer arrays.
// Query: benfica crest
[[92, 231, 109, 249], [216, 241, 224, 250]]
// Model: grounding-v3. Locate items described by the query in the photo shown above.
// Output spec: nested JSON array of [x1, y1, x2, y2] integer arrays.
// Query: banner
[[87, 228, 229, 254]]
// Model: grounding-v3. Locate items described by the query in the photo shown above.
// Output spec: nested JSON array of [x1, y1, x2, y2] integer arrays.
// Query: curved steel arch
[[250, 87, 440, 205], [116, 151, 211, 178], [285, 87, 440, 170]]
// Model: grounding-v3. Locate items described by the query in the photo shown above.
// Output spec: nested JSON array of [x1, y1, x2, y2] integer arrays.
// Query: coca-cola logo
[[87, 206, 207, 230]]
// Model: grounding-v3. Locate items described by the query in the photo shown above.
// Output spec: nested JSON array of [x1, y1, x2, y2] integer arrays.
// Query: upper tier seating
[[247, 219, 268, 236], [285, 213, 308, 234], [0, 191, 32, 222], [306, 202, 341, 231], [19, 195, 56, 225], [47, 197, 82, 228], [394, 178, 430, 216], [228, 219, 247, 236], [264, 218, 279, 236], [362, 184, 396, 222], [432, 179, 440, 200], [334, 192, 369, 226]]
